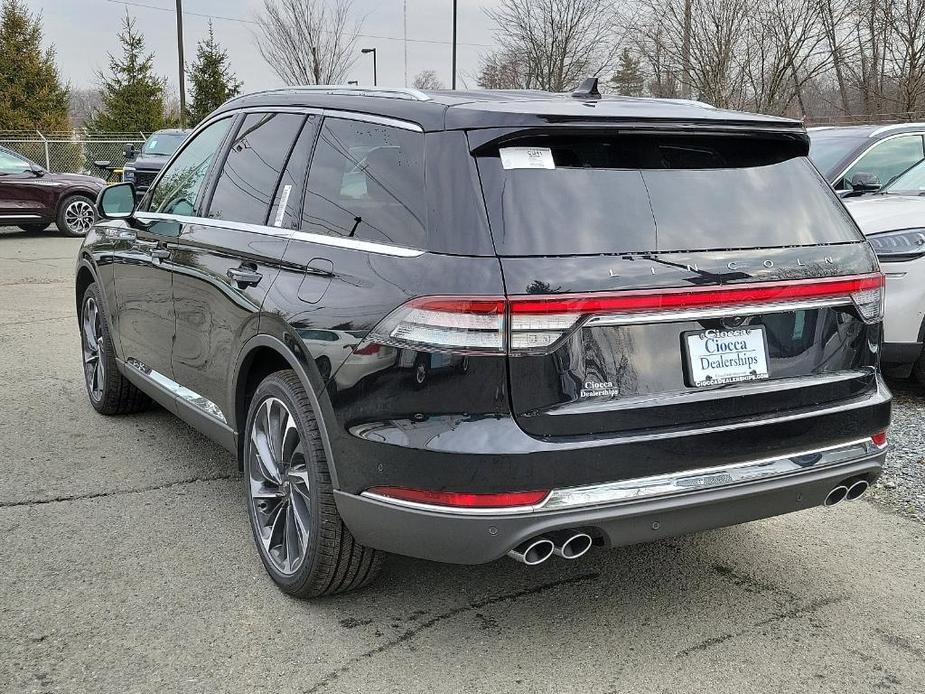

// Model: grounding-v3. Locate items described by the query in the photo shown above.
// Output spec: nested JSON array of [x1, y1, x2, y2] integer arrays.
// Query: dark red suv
[[0, 146, 105, 236]]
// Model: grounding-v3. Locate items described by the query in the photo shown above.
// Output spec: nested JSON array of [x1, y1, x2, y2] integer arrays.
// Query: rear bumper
[[335, 442, 886, 564]]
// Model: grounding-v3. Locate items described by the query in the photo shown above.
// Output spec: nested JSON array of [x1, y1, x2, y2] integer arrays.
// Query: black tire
[[57, 194, 96, 237], [18, 223, 50, 233], [244, 370, 383, 598], [913, 353, 925, 387], [79, 284, 150, 415]]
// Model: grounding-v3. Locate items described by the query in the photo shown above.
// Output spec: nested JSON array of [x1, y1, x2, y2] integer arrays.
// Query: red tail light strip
[[365, 273, 884, 356], [507, 274, 884, 315]]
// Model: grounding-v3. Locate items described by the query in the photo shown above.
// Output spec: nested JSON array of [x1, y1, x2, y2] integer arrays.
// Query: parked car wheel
[[58, 194, 96, 237], [17, 223, 50, 234], [80, 284, 150, 414], [244, 370, 382, 597]]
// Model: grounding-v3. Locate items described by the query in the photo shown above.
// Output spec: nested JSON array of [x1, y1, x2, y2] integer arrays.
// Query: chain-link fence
[[0, 131, 148, 181]]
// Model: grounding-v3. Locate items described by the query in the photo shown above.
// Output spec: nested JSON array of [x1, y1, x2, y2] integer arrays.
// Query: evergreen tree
[[89, 12, 165, 132], [186, 21, 242, 126], [610, 49, 645, 97], [0, 0, 69, 131]]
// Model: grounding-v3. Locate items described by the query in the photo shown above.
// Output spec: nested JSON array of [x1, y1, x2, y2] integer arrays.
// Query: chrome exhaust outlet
[[824, 485, 849, 507], [846, 479, 869, 501], [549, 531, 593, 560], [507, 537, 555, 566]]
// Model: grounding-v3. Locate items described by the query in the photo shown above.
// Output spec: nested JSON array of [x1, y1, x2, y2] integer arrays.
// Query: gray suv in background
[[121, 129, 190, 199]]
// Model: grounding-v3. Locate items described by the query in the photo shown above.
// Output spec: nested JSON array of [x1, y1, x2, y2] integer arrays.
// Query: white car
[[297, 329, 397, 391], [843, 161, 925, 383]]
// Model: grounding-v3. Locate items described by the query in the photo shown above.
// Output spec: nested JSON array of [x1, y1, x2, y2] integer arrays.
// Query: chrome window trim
[[125, 358, 226, 424], [360, 437, 883, 516], [0, 213, 40, 219], [322, 109, 424, 132], [583, 297, 851, 327], [869, 122, 925, 137], [133, 211, 425, 257], [833, 131, 925, 189]]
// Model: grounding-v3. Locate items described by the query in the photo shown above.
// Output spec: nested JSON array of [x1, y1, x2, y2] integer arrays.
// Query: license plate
[[683, 326, 770, 387]]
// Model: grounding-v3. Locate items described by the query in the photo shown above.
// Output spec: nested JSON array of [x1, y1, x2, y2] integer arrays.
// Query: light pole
[[176, 0, 186, 127], [451, 0, 457, 90], [361, 48, 377, 87]]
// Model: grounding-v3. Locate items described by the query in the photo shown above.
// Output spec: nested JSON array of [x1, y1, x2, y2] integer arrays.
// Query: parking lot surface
[[1, 228, 924, 694]]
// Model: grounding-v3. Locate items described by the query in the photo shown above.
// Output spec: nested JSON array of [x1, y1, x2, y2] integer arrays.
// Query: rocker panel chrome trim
[[360, 438, 881, 516], [125, 357, 226, 423]]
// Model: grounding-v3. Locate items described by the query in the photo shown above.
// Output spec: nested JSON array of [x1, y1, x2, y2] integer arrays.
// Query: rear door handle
[[227, 265, 262, 287]]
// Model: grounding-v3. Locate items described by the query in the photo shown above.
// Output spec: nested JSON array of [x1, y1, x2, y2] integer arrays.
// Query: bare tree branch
[[254, 0, 362, 85]]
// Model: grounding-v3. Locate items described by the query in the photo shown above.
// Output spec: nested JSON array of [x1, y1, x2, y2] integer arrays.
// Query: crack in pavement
[[303, 572, 601, 693], [675, 595, 847, 658], [0, 314, 72, 327], [0, 473, 237, 509]]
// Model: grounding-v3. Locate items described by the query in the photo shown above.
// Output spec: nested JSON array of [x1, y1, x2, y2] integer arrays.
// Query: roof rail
[[248, 85, 432, 102], [869, 122, 925, 137]]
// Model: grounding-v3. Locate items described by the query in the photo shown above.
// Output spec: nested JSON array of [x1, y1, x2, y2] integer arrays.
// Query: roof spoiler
[[571, 77, 602, 100]]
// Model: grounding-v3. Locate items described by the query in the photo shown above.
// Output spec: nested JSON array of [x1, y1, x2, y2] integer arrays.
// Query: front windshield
[[808, 132, 868, 176], [883, 159, 925, 194], [143, 133, 186, 156]]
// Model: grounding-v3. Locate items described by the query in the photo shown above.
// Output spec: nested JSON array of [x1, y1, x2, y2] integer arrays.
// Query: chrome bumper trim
[[360, 438, 884, 516], [584, 297, 851, 327]]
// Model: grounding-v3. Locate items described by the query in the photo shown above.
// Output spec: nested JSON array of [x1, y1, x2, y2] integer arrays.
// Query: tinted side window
[[841, 135, 924, 189], [269, 114, 318, 229], [302, 118, 425, 248], [147, 117, 231, 215], [207, 112, 306, 225]]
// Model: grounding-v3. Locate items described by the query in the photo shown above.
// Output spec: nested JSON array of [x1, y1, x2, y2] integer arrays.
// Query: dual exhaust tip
[[510, 478, 872, 563], [507, 531, 593, 565], [824, 478, 869, 507]]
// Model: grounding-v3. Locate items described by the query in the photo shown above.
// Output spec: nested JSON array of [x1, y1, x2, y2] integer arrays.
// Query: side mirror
[[96, 182, 136, 220], [28, 163, 45, 177], [122, 143, 137, 160], [849, 172, 881, 193]]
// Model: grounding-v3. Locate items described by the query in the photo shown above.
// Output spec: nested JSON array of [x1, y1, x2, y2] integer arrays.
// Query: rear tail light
[[364, 273, 885, 356], [365, 486, 549, 509], [353, 343, 381, 356], [366, 297, 506, 355], [871, 431, 888, 448]]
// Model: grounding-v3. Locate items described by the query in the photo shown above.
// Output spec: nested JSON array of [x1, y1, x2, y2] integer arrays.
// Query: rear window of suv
[[475, 132, 863, 256]]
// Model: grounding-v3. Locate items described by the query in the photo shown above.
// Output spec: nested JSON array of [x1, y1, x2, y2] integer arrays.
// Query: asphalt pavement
[[1, 228, 923, 694]]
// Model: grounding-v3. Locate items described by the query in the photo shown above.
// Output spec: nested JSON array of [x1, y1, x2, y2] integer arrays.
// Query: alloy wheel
[[247, 397, 311, 576], [81, 296, 105, 401], [64, 199, 95, 235]]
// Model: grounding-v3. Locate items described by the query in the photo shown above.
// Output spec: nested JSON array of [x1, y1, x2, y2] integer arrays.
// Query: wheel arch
[[75, 262, 97, 316], [231, 333, 340, 487], [57, 188, 102, 217]]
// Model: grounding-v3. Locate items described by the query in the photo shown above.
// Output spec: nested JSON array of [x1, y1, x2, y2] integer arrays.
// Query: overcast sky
[[25, 0, 501, 94]]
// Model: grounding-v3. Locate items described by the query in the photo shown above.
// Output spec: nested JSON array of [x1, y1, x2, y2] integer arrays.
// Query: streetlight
[[175, 0, 186, 127], [451, 0, 457, 90], [361, 48, 377, 87]]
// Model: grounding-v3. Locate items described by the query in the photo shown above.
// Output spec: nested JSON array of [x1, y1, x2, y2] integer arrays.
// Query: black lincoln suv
[[76, 84, 891, 597]]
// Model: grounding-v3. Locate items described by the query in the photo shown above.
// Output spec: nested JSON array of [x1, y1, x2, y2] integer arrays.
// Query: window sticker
[[499, 147, 555, 170], [274, 184, 292, 227]]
